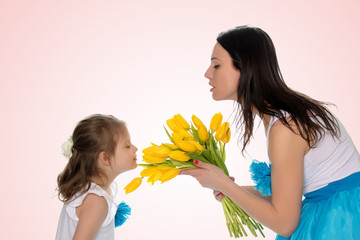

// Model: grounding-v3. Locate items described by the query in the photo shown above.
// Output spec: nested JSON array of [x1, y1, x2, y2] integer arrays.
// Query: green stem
[[221, 196, 265, 238], [209, 137, 229, 176]]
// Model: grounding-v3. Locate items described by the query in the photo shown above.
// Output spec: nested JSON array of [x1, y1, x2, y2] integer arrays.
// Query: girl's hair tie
[[61, 137, 73, 159]]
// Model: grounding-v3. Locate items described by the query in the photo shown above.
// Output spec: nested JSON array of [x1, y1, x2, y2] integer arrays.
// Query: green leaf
[[219, 141, 226, 161], [162, 143, 179, 151], [163, 126, 174, 143], [201, 149, 215, 164], [190, 124, 204, 145], [209, 137, 229, 176], [137, 164, 154, 168], [169, 159, 193, 167], [185, 152, 210, 163]]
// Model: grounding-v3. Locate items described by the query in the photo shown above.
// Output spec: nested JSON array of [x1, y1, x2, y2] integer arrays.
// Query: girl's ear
[[98, 151, 111, 166]]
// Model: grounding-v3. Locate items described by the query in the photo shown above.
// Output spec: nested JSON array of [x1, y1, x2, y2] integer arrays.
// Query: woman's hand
[[180, 160, 233, 192], [213, 177, 235, 201]]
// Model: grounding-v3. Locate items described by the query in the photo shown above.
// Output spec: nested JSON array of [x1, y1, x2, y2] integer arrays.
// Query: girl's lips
[[209, 83, 215, 92]]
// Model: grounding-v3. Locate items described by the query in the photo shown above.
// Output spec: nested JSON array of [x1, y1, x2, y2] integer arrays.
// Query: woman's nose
[[204, 67, 211, 79]]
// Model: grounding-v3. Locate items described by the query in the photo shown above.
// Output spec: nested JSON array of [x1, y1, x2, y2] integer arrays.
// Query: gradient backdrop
[[1, 1, 359, 239]]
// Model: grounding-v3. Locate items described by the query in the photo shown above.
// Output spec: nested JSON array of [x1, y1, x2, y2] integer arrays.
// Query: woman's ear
[[98, 151, 111, 166]]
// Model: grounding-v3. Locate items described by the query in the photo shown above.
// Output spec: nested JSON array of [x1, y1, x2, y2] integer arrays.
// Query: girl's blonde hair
[[57, 114, 126, 202]]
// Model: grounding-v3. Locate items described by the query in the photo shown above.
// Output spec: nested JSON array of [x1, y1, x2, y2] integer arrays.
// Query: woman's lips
[[209, 83, 215, 92]]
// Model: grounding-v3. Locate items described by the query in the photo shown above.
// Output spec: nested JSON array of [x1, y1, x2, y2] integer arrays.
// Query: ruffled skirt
[[276, 172, 360, 240]]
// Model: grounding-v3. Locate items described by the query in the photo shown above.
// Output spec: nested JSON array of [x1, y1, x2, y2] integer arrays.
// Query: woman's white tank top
[[267, 113, 360, 194]]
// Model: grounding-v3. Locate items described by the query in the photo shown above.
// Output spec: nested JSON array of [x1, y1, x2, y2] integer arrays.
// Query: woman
[[181, 25, 360, 239]]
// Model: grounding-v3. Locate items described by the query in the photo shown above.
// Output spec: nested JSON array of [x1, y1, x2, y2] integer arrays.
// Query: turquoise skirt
[[276, 172, 360, 240]]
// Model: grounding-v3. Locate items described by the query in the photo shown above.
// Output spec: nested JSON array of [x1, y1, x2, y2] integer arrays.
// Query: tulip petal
[[174, 114, 190, 129], [140, 166, 158, 177], [160, 168, 180, 183], [124, 177, 142, 194], [176, 140, 198, 152], [198, 126, 209, 142], [143, 154, 167, 163], [166, 118, 182, 132], [210, 113, 223, 132], [169, 150, 191, 162], [191, 114, 205, 129]]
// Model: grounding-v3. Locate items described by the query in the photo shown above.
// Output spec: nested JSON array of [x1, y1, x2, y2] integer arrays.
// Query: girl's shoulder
[[76, 193, 108, 223], [64, 182, 118, 227]]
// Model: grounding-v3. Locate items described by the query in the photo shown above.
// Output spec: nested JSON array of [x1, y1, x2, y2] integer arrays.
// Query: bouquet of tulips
[[124, 113, 265, 238]]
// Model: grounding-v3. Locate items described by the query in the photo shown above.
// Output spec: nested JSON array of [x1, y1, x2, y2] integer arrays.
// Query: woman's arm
[[73, 194, 108, 240], [241, 186, 272, 201], [214, 185, 272, 202], [181, 120, 307, 237]]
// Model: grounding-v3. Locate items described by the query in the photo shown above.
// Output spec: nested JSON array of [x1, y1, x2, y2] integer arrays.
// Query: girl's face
[[204, 43, 240, 101], [111, 128, 138, 175]]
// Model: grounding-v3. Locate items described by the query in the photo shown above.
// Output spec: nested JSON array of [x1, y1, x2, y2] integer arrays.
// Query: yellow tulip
[[159, 168, 180, 183], [162, 143, 178, 150], [189, 140, 204, 151], [147, 170, 163, 185], [166, 118, 182, 132], [221, 128, 231, 143], [157, 166, 173, 171], [169, 150, 191, 162], [191, 114, 205, 129], [142, 145, 158, 155], [172, 132, 181, 142], [174, 114, 190, 129], [177, 129, 194, 141], [124, 177, 142, 194], [210, 113, 223, 132], [153, 144, 172, 157], [140, 166, 158, 177], [175, 140, 197, 152], [215, 122, 229, 141], [172, 131, 194, 146], [143, 154, 167, 163], [142, 145, 170, 161], [197, 126, 209, 142]]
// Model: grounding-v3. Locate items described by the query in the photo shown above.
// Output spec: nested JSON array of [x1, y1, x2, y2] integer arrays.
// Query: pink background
[[1, 1, 359, 239]]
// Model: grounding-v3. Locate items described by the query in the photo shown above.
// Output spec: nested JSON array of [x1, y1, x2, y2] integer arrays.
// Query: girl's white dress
[[55, 182, 118, 240]]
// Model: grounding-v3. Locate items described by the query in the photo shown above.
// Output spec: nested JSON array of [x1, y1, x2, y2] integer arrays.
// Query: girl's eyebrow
[[211, 57, 221, 61]]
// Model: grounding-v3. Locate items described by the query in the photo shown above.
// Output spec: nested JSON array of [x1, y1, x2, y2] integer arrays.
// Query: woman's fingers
[[213, 190, 224, 201], [180, 160, 218, 177], [192, 159, 218, 170], [212, 176, 235, 201], [179, 168, 200, 177], [180, 160, 232, 191]]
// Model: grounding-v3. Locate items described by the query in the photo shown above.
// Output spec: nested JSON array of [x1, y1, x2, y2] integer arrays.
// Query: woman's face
[[204, 43, 240, 101]]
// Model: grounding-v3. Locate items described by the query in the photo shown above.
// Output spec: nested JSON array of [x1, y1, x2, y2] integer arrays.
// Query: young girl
[[56, 114, 138, 240], [181, 26, 360, 239]]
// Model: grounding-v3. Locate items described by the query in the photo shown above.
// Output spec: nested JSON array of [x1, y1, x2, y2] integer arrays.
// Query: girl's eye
[[214, 65, 220, 69]]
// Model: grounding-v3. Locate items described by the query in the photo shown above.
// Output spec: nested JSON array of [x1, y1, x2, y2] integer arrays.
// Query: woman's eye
[[214, 65, 220, 69]]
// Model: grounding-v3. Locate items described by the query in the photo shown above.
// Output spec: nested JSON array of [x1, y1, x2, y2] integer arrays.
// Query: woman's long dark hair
[[57, 114, 125, 202], [217, 26, 339, 153]]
